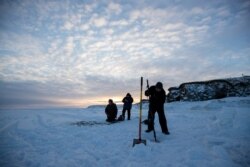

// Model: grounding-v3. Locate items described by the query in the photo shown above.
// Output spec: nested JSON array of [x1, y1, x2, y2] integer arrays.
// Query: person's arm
[[114, 104, 118, 117], [160, 90, 166, 104], [105, 106, 108, 115], [145, 86, 151, 96], [115, 104, 118, 112], [145, 86, 154, 96]]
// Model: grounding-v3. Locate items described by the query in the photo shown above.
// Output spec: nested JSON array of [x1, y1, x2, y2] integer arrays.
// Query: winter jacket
[[105, 103, 118, 119], [122, 96, 134, 110], [145, 86, 166, 107]]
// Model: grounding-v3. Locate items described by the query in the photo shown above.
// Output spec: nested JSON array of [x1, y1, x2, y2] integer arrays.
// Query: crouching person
[[105, 99, 118, 122]]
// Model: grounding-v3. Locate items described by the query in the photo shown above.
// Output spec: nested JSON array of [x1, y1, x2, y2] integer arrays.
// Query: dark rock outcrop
[[167, 76, 250, 102]]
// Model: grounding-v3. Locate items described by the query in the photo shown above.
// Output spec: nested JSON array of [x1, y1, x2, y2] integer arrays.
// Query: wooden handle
[[139, 77, 143, 139]]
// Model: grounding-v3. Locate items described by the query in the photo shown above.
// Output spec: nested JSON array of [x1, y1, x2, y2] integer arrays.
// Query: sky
[[0, 0, 250, 109]]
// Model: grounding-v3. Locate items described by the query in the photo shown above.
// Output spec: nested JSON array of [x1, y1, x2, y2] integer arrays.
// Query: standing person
[[105, 99, 118, 122], [145, 82, 170, 135], [122, 93, 134, 120]]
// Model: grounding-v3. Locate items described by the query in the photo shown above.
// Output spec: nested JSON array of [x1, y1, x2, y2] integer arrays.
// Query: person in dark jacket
[[145, 82, 170, 135], [105, 99, 118, 122], [122, 93, 134, 120]]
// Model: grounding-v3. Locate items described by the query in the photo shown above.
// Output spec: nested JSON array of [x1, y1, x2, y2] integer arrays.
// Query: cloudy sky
[[0, 0, 249, 108]]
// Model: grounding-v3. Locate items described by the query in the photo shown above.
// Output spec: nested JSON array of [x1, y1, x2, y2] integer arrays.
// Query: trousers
[[148, 104, 169, 132]]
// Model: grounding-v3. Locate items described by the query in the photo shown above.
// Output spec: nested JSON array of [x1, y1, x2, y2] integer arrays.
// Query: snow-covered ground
[[0, 97, 249, 167]]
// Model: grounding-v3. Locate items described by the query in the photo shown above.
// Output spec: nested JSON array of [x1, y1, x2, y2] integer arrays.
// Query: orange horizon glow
[[54, 95, 141, 108]]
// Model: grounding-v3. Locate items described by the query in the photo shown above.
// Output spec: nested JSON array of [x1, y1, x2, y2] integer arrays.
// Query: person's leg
[[146, 105, 156, 132], [106, 117, 112, 122], [157, 106, 169, 134], [106, 115, 109, 122], [127, 109, 131, 120], [122, 108, 126, 118]]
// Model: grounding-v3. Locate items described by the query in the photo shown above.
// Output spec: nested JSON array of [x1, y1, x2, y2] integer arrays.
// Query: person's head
[[108, 99, 113, 104], [126, 93, 131, 97], [155, 82, 163, 92]]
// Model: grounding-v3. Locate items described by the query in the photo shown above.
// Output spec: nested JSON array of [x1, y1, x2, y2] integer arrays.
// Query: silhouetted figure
[[105, 99, 118, 122], [122, 93, 134, 120], [145, 82, 170, 135]]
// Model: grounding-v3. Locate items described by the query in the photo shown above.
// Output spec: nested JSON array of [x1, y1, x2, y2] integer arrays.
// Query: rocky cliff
[[167, 76, 250, 102]]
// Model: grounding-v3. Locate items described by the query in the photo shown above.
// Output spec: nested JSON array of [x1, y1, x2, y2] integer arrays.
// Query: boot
[[162, 130, 170, 135], [145, 129, 153, 133]]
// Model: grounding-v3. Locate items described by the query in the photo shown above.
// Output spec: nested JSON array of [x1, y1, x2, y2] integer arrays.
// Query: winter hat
[[156, 82, 163, 89]]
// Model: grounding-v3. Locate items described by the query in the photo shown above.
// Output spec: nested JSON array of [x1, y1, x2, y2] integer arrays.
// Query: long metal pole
[[139, 77, 143, 140]]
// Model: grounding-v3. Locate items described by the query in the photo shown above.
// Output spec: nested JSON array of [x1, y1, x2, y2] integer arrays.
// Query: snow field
[[0, 97, 249, 167]]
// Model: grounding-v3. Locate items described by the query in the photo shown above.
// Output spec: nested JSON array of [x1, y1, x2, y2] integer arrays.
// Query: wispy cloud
[[107, 2, 122, 15], [91, 16, 107, 27]]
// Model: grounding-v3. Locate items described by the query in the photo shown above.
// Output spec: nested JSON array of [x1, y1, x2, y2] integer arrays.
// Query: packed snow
[[0, 97, 250, 167]]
